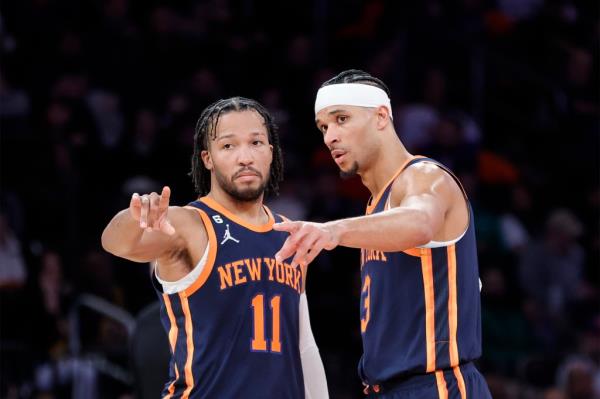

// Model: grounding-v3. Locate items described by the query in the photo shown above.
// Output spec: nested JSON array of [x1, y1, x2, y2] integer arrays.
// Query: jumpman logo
[[221, 224, 240, 245]]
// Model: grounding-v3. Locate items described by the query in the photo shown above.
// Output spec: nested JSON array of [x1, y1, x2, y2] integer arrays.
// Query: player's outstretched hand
[[273, 221, 339, 267], [129, 186, 176, 235]]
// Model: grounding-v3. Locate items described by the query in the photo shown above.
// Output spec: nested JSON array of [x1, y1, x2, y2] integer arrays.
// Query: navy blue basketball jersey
[[358, 157, 482, 393], [152, 196, 305, 399]]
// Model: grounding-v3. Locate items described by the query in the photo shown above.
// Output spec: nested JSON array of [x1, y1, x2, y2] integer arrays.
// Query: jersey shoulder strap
[[402, 157, 469, 201]]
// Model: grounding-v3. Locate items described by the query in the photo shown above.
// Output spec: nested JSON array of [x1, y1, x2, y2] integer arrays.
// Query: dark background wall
[[0, 1, 598, 398]]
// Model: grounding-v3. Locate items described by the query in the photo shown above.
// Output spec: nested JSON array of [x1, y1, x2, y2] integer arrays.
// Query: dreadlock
[[320, 69, 391, 97], [190, 96, 283, 197]]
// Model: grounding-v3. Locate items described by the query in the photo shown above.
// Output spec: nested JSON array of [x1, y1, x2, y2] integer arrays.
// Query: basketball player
[[273, 71, 492, 398], [102, 97, 328, 398]]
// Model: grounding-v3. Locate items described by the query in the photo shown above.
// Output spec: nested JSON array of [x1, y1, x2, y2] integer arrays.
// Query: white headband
[[314, 83, 393, 118]]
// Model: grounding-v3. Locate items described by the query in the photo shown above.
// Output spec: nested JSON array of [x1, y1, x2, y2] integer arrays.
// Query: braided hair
[[190, 97, 283, 196], [320, 69, 391, 97]]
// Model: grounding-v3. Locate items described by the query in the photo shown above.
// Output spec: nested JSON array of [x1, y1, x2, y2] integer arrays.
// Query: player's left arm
[[299, 292, 329, 399], [274, 164, 454, 267]]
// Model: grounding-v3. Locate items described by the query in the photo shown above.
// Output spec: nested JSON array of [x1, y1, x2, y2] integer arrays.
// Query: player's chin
[[236, 183, 266, 200], [339, 161, 359, 179], [236, 178, 262, 190]]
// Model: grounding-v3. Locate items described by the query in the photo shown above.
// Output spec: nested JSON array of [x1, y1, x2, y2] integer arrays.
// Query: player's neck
[[207, 189, 268, 225], [360, 138, 412, 198]]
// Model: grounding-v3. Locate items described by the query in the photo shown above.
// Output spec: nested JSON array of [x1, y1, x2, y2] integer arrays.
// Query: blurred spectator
[[29, 251, 72, 360], [481, 267, 535, 375], [499, 205, 531, 253], [497, 0, 544, 21], [396, 67, 446, 151], [397, 68, 481, 153], [26, 250, 73, 397], [556, 355, 600, 399], [119, 108, 168, 182], [0, 213, 26, 289], [519, 209, 585, 317], [0, 72, 30, 135], [0, 213, 28, 396], [423, 111, 479, 175], [77, 250, 123, 305], [86, 89, 124, 150]]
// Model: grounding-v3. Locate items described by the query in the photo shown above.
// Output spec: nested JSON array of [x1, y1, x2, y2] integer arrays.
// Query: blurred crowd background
[[0, 1, 598, 398]]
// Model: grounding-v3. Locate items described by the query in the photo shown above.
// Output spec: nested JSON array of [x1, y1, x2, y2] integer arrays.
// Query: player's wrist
[[324, 220, 343, 249]]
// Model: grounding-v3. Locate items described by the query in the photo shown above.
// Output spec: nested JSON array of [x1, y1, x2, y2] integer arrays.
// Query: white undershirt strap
[[155, 243, 210, 294]]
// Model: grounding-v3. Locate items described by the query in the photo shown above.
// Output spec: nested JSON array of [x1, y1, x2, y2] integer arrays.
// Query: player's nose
[[237, 144, 254, 165], [324, 126, 340, 146]]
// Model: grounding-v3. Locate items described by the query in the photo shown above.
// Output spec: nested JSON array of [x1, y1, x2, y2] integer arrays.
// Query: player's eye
[[319, 124, 328, 134], [223, 143, 233, 149], [252, 140, 264, 146], [337, 115, 348, 124]]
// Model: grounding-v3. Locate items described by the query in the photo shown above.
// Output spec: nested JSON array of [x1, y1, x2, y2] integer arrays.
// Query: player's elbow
[[101, 229, 118, 255], [101, 228, 128, 258], [101, 235, 139, 261]]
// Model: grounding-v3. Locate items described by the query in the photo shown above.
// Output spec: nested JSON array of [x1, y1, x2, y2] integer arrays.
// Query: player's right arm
[[101, 186, 193, 263], [273, 163, 459, 267]]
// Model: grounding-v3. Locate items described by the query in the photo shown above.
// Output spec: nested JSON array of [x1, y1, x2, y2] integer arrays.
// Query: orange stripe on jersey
[[183, 208, 218, 296], [403, 247, 422, 257], [163, 294, 179, 352], [447, 245, 467, 398], [420, 248, 436, 372], [179, 294, 195, 399], [453, 367, 467, 399], [163, 294, 179, 399], [366, 156, 426, 215], [435, 370, 449, 399], [447, 245, 459, 367], [164, 365, 180, 399], [200, 196, 275, 232]]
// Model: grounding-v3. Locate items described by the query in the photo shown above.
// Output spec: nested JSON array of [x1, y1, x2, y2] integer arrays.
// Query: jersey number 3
[[361, 275, 371, 333], [251, 294, 282, 353]]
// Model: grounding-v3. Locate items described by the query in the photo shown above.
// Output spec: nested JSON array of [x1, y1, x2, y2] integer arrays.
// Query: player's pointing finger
[[275, 237, 298, 263], [272, 221, 301, 234], [159, 186, 171, 212]]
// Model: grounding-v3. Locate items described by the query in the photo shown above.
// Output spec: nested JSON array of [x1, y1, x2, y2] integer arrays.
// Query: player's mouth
[[234, 169, 261, 182], [331, 149, 347, 164], [236, 175, 259, 183]]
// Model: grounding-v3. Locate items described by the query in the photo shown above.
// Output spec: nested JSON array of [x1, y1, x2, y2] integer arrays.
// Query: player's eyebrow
[[215, 133, 235, 141], [250, 131, 268, 137], [315, 109, 346, 125], [216, 131, 267, 141]]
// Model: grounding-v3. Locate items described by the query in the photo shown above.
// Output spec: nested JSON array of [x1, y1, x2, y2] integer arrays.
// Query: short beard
[[215, 168, 268, 202], [339, 161, 359, 180]]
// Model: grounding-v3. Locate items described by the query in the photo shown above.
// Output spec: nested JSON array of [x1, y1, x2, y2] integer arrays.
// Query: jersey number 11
[[251, 294, 282, 353]]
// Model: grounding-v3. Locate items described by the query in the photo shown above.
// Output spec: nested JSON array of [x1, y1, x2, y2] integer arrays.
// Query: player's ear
[[375, 105, 391, 130], [201, 150, 213, 170]]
